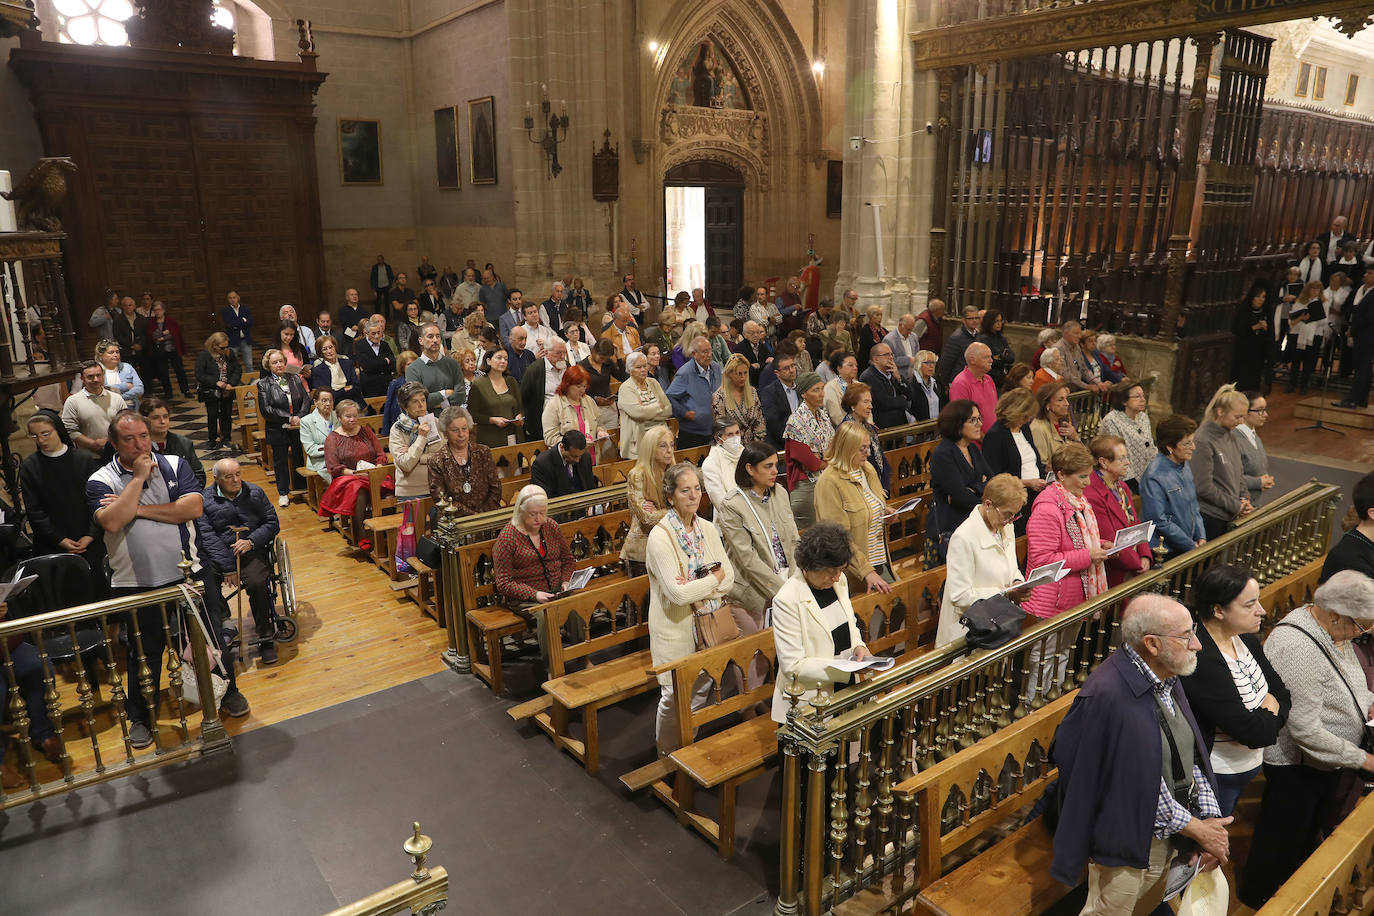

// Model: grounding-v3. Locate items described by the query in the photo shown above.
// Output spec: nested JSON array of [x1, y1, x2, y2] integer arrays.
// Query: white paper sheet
[[883, 497, 922, 520], [1106, 521, 1155, 556], [829, 654, 897, 674]]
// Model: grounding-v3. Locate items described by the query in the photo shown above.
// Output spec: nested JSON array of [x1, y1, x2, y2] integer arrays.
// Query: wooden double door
[[11, 37, 327, 350], [665, 160, 743, 310]]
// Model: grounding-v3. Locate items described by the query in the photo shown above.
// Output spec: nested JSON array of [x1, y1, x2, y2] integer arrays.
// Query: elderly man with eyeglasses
[[1051, 593, 1229, 915]]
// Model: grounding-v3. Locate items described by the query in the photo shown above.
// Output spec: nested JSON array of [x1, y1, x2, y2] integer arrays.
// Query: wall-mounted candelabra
[[524, 85, 569, 178]]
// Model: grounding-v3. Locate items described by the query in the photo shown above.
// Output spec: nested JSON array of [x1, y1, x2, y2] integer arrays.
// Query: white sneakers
[[278, 495, 290, 507]]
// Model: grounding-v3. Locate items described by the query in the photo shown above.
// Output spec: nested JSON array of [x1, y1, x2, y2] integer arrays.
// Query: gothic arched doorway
[[663, 160, 743, 312]]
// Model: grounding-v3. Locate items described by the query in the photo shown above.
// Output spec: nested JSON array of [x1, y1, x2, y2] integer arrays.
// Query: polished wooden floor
[[6, 450, 450, 782]]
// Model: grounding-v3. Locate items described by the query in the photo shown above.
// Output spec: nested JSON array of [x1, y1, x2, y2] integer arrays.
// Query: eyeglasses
[[1147, 622, 1199, 643], [1249, 407, 1269, 414], [967, 416, 984, 425]]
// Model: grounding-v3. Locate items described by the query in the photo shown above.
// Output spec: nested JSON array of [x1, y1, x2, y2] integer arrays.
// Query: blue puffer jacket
[[196, 481, 281, 573]]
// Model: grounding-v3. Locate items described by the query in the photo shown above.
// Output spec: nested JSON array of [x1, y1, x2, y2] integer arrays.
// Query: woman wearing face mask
[[717, 441, 800, 625], [1190, 384, 1254, 540], [701, 418, 744, 507]]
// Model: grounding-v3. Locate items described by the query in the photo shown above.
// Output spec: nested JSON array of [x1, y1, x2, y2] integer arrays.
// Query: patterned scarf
[[664, 509, 722, 615], [1051, 481, 1108, 599]]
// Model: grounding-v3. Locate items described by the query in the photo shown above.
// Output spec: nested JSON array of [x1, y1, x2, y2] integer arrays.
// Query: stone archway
[[644, 0, 822, 286]]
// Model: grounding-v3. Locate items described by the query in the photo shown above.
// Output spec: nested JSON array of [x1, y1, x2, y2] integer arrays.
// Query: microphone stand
[[1296, 330, 1345, 436]]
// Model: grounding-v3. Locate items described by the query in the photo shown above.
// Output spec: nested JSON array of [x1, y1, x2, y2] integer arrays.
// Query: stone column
[[837, 0, 936, 321]]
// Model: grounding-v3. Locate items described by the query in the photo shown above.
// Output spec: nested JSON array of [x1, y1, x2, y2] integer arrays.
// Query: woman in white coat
[[935, 474, 1030, 648], [770, 522, 872, 723], [646, 461, 736, 755]]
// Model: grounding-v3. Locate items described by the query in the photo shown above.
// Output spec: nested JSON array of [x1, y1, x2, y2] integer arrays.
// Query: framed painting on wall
[[434, 106, 460, 189], [468, 96, 497, 185], [339, 118, 382, 185]]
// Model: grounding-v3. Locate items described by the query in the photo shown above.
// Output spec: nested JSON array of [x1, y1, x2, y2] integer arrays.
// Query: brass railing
[[774, 479, 1339, 914], [0, 574, 229, 809], [1255, 791, 1374, 915], [323, 822, 448, 916], [431, 483, 630, 673]]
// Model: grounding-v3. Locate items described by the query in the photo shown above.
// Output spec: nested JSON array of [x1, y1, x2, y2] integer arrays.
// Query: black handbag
[[960, 594, 1026, 649]]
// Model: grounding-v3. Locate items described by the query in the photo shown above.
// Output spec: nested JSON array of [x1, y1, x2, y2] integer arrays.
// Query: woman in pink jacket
[[1023, 441, 1109, 701]]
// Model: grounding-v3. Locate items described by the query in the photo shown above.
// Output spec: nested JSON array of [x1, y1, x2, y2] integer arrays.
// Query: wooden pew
[[507, 576, 654, 775], [632, 629, 780, 859], [233, 383, 262, 460], [591, 443, 711, 488], [894, 692, 1077, 916], [883, 438, 939, 555], [461, 509, 633, 695], [394, 496, 439, 622]]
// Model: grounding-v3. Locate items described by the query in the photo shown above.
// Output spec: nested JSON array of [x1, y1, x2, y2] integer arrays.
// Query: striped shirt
[[854, 469, 888, 568], [1211, 637, 1269, 774]]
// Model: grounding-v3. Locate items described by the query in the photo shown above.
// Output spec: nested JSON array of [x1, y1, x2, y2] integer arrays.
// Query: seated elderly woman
[[647, 460, 736, 755], [815, 420, 894, 595], [319, 398, 387, 550], [1239, 571, 1374, 908], [935, 473, 1028, 648], [770, 522, 872, 724], [493, 483, 577, 614], [299, 387, 336, 484], [427, 405, 501, 515], [309, 334, 363, 406]]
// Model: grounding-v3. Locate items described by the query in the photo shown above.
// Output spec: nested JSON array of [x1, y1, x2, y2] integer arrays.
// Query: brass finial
[[784, 670, 804, 724], [404, 821, 432, 882], [178, 551, 194, 583]]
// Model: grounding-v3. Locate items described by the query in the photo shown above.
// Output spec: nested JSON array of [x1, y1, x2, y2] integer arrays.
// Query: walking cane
[[229, 524, 249, 669]]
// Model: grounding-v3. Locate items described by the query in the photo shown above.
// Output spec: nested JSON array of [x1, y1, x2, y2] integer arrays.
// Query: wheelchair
[[222, 533, 298, 650]]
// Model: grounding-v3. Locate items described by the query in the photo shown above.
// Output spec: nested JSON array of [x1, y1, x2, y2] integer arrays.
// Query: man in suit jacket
[[733, 321, 773, 387], [883, 314, 921, 380], [497, 289, 524, 345], [313, 308, 345, 355], [530, 430, 595, 498], [860, 343, 913, 429], [760, 351, 801, 449], [936, 306, 981, 388], [1335, 266, 1374, 408], [1316, 215, 1357, 270], [519, 338, 569, 442]]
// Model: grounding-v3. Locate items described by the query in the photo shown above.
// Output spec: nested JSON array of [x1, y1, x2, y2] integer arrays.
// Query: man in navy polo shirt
[[88, 410, 248, 749]]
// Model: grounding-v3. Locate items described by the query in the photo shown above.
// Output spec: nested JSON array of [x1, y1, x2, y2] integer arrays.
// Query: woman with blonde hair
[[1191, 382, 1254, 540], [257, 347, 310, 506], [711, 352, 766, 443], [195, 331, 241, 450], [617, 350, 672, 459], [814, 420, 894, 595], [936, 473, 1029, 647], [623, 424, 675, 577]]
